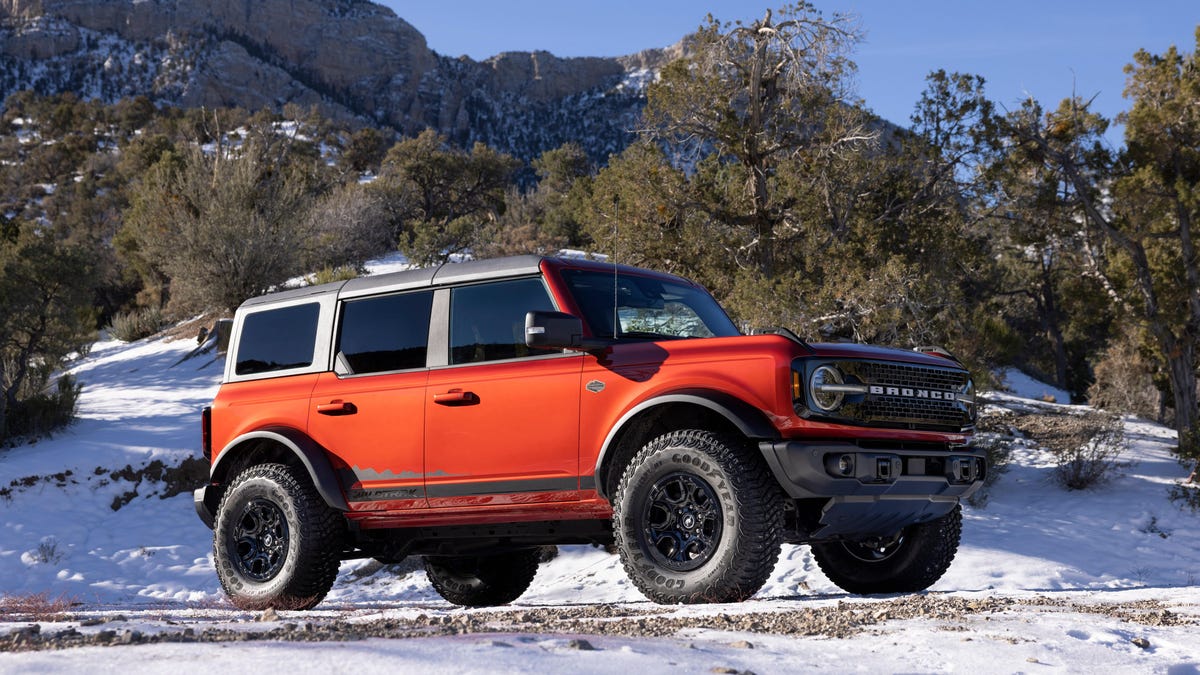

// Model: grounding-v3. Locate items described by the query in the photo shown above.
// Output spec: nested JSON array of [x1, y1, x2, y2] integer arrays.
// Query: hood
[[805, 342, 964, 369]]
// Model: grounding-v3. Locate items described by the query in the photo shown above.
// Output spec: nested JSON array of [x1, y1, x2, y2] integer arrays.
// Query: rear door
[[307, 289, 433, 511], [423, 277, 584, 507]]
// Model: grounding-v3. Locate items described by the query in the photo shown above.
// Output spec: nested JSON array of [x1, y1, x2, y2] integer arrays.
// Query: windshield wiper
[[618, 330, 682, 341]]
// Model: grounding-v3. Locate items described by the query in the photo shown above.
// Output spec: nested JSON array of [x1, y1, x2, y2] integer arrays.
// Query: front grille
[[801, 358, 975, 431], [851, 361, 970, 428], [859, 395, 966, 428], [855, 362, 967, 391]]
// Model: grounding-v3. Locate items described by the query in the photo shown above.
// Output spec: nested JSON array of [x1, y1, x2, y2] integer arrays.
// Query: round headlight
[[809, 365, 845, 412]]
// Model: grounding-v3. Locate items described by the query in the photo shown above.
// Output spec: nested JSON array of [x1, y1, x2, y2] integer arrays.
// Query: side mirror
[[525, 311, 585, 350]]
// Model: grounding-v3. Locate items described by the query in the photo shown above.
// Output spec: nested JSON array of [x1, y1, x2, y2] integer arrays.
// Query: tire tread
[[214, 463, 343, 611], [613, 429, 784, 604], [811, 506, 963, 595]]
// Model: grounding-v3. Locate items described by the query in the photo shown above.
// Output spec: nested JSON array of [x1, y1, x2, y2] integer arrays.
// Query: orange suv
[[195, 255, 982, 609]]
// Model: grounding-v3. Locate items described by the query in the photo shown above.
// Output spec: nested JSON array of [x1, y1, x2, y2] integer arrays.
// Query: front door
[[423, 277, 584, 508]]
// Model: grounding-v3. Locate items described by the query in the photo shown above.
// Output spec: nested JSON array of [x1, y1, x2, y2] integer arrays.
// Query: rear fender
[[211, 426, 349, 512]]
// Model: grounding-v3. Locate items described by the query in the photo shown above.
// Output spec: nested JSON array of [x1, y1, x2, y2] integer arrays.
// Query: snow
[[998, 366, 1072, 404], [1, 296, 1197, 671]]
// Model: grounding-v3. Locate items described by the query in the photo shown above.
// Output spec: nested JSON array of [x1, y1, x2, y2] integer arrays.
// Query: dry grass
[[159, 312, 230, 343], [0, 592, 78, 621], [1012, 411, 1126, 490]]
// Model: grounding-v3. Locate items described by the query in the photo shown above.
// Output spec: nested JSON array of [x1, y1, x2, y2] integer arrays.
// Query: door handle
[[433, 389, 479, 406], [316, 400, 357, 416]]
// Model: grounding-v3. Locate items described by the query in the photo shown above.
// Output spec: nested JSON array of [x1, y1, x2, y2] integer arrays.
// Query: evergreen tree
[[121, 137, 318, 312], [642, 3, 867, 280], [1006, 29, 1200, 464], [370, 129, 519, 266], [0, 223, 96, 441]]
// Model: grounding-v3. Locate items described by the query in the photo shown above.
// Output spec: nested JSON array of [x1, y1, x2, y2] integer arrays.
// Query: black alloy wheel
[[641, 472, 723, 571], [232, 498, 290, 581]]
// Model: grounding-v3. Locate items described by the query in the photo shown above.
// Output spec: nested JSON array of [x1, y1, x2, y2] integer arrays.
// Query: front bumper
[[760, 440, 985, 539]]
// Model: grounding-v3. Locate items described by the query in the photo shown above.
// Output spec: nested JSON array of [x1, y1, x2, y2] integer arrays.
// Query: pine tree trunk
[[1163, 337, 1199, 457], [1039, 264, 1070, 393]]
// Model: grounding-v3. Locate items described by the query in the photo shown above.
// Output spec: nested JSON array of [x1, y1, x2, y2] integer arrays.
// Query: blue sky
[[380, 1, 1197, 143]]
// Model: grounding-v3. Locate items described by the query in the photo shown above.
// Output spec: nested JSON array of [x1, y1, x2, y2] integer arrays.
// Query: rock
[[0, 0, 650, 162], [566, 638, 596, 651], [257, 607, 280, 622], [730, 640, 754, 649], [1131, 637, 1151, 649]]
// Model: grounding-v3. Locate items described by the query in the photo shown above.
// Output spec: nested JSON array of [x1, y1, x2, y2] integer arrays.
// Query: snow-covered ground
[[2, 295, 1198, 672]]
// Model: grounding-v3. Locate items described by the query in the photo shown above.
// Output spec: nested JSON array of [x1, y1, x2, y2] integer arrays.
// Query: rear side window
[[338, 291, 434, 374], [450, 278, 557, 364], [235, 303, 320, 376]]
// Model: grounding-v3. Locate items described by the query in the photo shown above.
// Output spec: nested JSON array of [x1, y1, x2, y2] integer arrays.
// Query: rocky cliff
[[0, 0, 674, 160]]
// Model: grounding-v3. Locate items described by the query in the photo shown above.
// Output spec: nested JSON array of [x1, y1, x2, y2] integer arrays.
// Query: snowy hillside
[[1, 290, 1199, 671]]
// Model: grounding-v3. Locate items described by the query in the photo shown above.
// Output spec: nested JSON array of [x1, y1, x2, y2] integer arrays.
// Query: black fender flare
[[593, 389, 779, 499], [212, 426, 349, 512]]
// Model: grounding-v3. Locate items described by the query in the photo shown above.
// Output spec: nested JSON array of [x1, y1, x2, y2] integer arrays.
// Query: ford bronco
[[194, 255, 982, 609]]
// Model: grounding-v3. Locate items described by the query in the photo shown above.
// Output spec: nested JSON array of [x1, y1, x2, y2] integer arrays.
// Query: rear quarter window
[[235, 303, 321, 376]]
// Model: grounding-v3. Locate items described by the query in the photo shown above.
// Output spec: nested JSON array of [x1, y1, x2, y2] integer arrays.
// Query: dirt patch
[[0, 471, 78, 503], [977, 403, 1126, 490], [1010, 411, 1117, 456], [5, 593, 1191, 653], [107, 457, 209, 511]]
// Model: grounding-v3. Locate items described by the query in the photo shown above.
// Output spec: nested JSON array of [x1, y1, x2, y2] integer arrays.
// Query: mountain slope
[[0, 0, 670, 161]]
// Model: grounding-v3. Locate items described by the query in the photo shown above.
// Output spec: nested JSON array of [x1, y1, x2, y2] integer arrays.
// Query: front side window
[[338, 290, 434, 374], [235, 303, 320, 375], [449, 278, 557, 364], [561, 269, 739, 340]]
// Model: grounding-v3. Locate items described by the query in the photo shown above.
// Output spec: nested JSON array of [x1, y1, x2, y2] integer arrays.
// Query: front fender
[[593, 389, 779, 498]]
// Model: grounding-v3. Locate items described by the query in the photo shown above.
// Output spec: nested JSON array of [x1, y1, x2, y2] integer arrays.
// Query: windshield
[[560, 269, 740, 340]]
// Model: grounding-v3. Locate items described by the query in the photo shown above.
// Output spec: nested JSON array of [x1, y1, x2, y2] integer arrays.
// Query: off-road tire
[[811, 505, 963, 595], [424, 549, 541, 607], [613, 429, 785, 604], [213, 463, 343, 611]]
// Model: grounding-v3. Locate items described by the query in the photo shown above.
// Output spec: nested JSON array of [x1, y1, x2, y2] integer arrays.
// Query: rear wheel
[[213, 463, 343, 610], [424, 549, 540, 607], [810, 505, 962, 594], [613, 429, 784, 604]]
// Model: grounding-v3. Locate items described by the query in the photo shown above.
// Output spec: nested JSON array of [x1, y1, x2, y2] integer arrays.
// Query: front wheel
[[613, 429, 785, 604], [424, 549, 540, 607], [810, 505, 963, 595], [213, 463, 344, 610]]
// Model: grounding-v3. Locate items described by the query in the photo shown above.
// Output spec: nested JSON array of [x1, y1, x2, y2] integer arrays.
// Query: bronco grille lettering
[[869, 384, 957, 401]]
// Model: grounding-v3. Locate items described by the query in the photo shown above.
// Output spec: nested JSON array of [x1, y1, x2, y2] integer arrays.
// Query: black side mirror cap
[[525, 311, 609, 352]]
